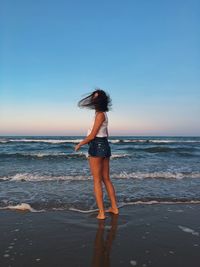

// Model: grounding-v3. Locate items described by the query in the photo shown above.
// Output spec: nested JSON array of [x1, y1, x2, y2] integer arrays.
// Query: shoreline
[[1, 204, 200, 267]]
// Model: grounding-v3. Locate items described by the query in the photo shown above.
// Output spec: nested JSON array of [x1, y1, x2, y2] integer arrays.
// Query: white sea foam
[[2, 138, 120, 144], [1, 200, 200, 213], [138, 139, 200, 143], [150, 140, 200, 143], [109, 139, 122, 143], [118, 171, 200, 180], [119, 200, 200, 207], [55, 200, 200, 214], [111, 153, 130, 159], [123, 139, 147, 143], [69, 207, 99, 213], [130, 260, 137, 266], [178, 225, 199, 236], [110, 139, 200, 143], [27, 152, 86, 158], [1, 170, 200, 182], [7, 139, 82, 144], [7, 173, 92, 181], [1, 138, 200, 144], [22, 152, 68, 158], [0, 203, 38, 212], [0, 151, 88, 158], [109, 139, 148, 143]]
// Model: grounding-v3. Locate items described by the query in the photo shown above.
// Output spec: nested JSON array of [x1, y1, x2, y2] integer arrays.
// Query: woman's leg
[[88, 156, 106, 219], [102, 157, 119, 214]]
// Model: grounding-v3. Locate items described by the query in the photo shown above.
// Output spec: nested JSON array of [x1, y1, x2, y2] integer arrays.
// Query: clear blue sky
[[1, 0, 199, 136]]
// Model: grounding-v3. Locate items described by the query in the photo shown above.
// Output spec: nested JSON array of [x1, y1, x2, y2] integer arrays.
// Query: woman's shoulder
[[95, 111, 106, 120], [95, 111, 106, 115]]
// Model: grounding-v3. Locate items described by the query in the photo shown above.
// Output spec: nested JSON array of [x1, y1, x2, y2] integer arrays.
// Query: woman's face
[[93, 92, 98, 99]]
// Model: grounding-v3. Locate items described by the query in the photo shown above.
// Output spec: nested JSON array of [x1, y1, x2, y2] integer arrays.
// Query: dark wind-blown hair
[[78, 89, 112, 112]]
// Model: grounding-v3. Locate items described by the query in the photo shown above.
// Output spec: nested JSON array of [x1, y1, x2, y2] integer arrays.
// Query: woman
[[74, 89, 119, 219]]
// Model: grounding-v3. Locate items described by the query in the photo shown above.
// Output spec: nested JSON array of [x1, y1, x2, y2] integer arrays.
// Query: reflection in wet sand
[[91, 214, 119, 267]]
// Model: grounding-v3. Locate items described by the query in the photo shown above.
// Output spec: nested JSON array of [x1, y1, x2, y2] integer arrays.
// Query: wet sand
[[1, 204, 200, 267]]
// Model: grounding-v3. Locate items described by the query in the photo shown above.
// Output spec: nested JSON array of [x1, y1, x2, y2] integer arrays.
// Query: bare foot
[[105, 207, 119, 214], [96, 211, 106, 220]]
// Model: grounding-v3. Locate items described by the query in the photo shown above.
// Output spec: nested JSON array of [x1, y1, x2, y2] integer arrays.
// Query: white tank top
[[87, 111, 108, 137]]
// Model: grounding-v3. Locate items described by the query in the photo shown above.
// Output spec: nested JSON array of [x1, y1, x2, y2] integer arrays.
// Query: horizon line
[[0, 135, 200, 137]]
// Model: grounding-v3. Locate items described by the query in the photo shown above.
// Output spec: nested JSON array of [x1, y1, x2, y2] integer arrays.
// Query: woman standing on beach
[[74, 89, 119, 219]]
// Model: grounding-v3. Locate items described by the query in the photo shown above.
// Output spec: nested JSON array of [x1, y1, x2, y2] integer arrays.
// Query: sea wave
[[117, 171, 200, 179], [110, 139, 200, 144], [119, 199, 200, 207], [118, 145, 197, 152], [0, 138, 83, 144], [1, 173, 92, 182], [0, 152, 130, 160], [1, 170, 200, 182], [142, 146, 195, 153], [1, 138, 200, 145], [150, 139, 200, 143], [0, 152, 87, 159], [1, 199, 200, 213]]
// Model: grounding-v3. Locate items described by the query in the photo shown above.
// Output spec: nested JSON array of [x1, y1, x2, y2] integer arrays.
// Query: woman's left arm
[[74, 112, 105, 151]]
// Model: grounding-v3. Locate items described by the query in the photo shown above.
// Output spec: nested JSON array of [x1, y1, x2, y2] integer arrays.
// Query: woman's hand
[[74, 143, 81, 152]]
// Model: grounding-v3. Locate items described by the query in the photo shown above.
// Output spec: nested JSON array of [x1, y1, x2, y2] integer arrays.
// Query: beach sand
[[1, 204, 200, 267]]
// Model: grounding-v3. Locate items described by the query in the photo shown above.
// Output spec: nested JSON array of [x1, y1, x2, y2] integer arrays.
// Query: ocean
[[0, 136, 200, 212]]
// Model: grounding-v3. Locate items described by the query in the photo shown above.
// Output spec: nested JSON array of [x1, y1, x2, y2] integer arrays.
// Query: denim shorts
[[88, 137, 111, 158]]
